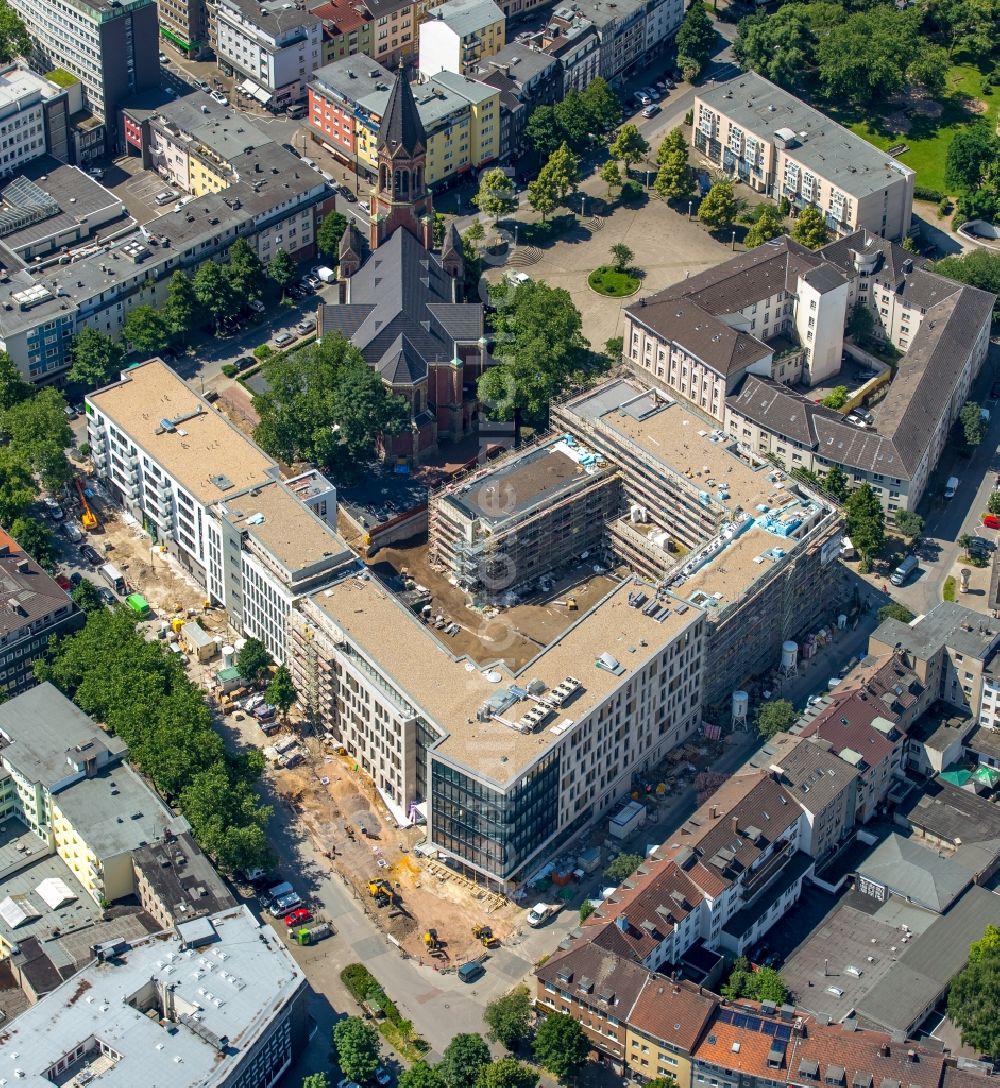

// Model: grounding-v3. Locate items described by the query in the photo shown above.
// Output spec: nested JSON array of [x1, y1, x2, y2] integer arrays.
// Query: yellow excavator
[[424, 929, 442, 952], [472, 924, 499, 949], [367, 878, 393, 906]]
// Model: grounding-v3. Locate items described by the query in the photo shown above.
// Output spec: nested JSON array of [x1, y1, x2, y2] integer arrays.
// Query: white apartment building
[[0, 67, 67, 176], [622, 238, 850, 420], [693, 73, 915, 242], [290, 572, 705, 886], [5, 906, 309, 1088], [216, 0, 322, 108], [643, 0, 683, 57], [418, 0, 505, 77], [86, 359, 353, 663]]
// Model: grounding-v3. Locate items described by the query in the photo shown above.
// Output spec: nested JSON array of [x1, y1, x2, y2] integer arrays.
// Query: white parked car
[[944, 476, 959, 500], [210, 90, 229, 106], [273, 331, 294, 347]]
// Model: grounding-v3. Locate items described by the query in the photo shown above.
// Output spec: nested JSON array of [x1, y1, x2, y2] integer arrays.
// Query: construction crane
[[75, 478, 99, 531]]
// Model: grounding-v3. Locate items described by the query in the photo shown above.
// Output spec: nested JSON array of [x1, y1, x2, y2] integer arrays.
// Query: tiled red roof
[[584, 857, 703, 962], [694, 1006, 790, 1079], [629, 977, 717, 1053], [313, 0, 371, 32], [792, 1020, 945, 1088], [801, 691, 900, 767]]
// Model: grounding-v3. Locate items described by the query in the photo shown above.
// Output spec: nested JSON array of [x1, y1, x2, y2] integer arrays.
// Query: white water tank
[[781, 640, 798, 671], [732, 690, 749, 724], [222, 644, 235, 668]]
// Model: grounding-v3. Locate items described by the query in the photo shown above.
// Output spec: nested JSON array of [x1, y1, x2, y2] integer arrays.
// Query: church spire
[[377, 60, 426, 159]]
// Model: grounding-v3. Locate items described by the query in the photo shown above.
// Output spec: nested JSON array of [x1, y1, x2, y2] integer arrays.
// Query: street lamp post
[[731, 229, 737, 251], [580, 193, 586, 217], [688, 199, 693, 221], [513, 224, 519, 248]]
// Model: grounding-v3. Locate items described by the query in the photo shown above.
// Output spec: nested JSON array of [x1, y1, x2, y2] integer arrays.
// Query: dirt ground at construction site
[[369, 536, 622, 671], [256, 729, 522, 965]]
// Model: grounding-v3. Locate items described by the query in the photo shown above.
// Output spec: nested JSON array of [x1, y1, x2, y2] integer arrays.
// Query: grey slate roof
[[728, 375, 907, 477], [0, 683, 127, 790], [320, 228, 483, 382], [855, 833, 972, 913], [873, 601, 1000, 662], [426, 0, 503, 38], [378, 61, 426, 155], [857, 885, 1000, 1032], [770, 736, 860, 815], [0, 534, 77, 641]]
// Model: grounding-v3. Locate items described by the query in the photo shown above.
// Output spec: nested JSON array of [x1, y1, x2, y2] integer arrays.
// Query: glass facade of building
[[430, 750, 560, 879]]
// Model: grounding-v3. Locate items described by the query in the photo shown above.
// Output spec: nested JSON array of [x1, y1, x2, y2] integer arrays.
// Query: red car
[[284, 908, 312, 927], [55, 574, 72, 590], [984, 515, 1000, 531]]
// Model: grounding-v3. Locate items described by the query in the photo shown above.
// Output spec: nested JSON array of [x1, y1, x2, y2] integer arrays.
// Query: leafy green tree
[[266, 665, 297, 720], [609, 123, 650, 174], [553, 92, 591, 148], [847, 300, 876, 348], [578, 77, 620, 134], [69, 327, 125, 389], [894, 509, 924, 541], [3, 386, 73, 490], [845, 482, 886, 562], [484, 986, 534, 1049], [237, 637, 271, 684], [123, 306, 170, 356], [722, 957, 789, 1003], [194, 260, 238, 330], [790, 205, 829, 249], [0, 0, 30, 63], [822, 464, 849, 502], [934, 251, 1000, 321], [317, 211, 349, 261], [698, 180, 737, 231], [822, 385, 849, 410], [600, 159, 622, 199], [756, 698, 796, 739], [303, 1075, 330, 1088], [441, 1034, 491, 1088], [476, 1060, 538, 1088], [605, 335, 623, 362], [657, 127, 689, 164], [227, 238, 266, 303], [544, 143, 581, 200], [0, 349, 29, 412], [479, 280, 588, 423], [653, 146, 696, 203], [533, 1012, 589, 1083], [645, 1079, 678, 1088], [580, 900, 595, 922], [989, 492, 1000, 517], [960, 401, 987, 446], [733, 6, 819, 89], [464, 220, 485, 248], [947, 932, 1000, 1055], [267, 249, 297, 296], [163, 270, 201, 343], [745, 205, 784, 247], [946, 122, 999, 197], [971, 925, 1000, 962], [10, 516, 55, 569], [676, 1, 717, 78], [400, 1063, 446, 1088], [527, 171, 558, 222], [0, 449, 35, 524], [71, 578, 104, 613], [525, 105, 564, 158], [473, 167, 517, 223], [605, 852, 643, 882], [252, 334, 409, 476], [878, 602, 915, 624], [333, 1016, 380, 1084], [609, 242, 634, 271]]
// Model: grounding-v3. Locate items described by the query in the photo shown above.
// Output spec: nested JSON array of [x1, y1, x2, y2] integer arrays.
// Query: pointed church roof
[[340, 221, 363, 259], [441, 220, 461, 257], [377, 62, 426, 157]]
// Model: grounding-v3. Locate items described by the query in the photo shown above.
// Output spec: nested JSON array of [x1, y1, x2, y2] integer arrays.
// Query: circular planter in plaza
[[588, 265, 640, 297]]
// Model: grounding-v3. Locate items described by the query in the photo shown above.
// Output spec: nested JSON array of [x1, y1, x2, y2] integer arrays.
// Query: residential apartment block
[[86, 359, 354, 663], [158, 0, 210, 56], [3, 906, 309, 1088], [477, 43, 561, 161], [0, 530, 83, 698], [554, 378, 842, 711], [289, 572, 706, 885], [313, 0, 376, 63], [11, 0, 159, 136], [308, 58, 500, 186], [693, 73, 915, 241], [0, 65, 74, 177], [131, 829, 236, 929], [0, 684, 187, 904], [215, 0, 323, 108], [418, 0, 505, 77], [0, 137, 331, 380]]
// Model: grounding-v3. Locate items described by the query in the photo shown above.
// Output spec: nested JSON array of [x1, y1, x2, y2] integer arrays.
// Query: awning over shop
[[159, 25, 196, 50], [239, 78, 273, 105]]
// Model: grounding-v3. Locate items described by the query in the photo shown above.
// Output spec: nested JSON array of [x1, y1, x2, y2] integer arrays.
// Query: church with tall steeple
[[369, 62, 435, 251], [315, 62, 486, 464]]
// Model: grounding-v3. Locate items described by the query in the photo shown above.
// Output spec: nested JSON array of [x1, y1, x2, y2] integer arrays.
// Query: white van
[[944, 476, 959, 500]]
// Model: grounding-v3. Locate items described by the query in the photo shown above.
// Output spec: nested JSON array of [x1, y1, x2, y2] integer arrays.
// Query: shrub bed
[[588, 265, 639, 296]]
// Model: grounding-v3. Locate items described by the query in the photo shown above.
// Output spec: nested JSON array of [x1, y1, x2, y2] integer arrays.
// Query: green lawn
[[844, 60, 998, 195], [588, 266, 640, 296]]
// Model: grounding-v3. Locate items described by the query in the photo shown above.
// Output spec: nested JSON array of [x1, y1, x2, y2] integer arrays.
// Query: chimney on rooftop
[[732, 816, 739, 835]]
